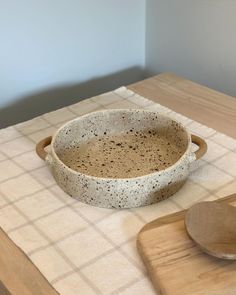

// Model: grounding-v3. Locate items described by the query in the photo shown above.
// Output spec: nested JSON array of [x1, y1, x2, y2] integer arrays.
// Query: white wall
[[0, 0, 145, 125], [146, 0, 236, 97], [2, 0, 236, 127]]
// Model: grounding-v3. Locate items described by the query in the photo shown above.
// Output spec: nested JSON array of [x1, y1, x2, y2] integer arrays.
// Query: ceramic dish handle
[[191, 134, 207, 160], [36, 136, 52, 160]]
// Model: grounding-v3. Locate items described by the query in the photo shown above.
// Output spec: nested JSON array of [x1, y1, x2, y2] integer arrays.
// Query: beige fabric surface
[[0, 87, 236, 295]]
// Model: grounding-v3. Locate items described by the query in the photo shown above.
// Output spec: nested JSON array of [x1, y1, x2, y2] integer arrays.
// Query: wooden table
[[1, 73, 236, 294], [129, 73, 236, 139]]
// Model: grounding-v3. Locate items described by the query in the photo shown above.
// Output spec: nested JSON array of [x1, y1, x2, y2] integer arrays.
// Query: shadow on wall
[[0, 66, 146, 128]]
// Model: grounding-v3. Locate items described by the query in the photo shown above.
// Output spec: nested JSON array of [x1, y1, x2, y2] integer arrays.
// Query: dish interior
[[54, 110, 188, 178]]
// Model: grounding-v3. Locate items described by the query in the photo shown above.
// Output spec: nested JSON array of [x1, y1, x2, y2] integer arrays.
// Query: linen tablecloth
[[0, 87, 236, 295]]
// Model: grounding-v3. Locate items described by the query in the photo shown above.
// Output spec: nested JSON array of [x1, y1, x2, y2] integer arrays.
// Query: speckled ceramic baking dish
[[36, 109, 207, 208]]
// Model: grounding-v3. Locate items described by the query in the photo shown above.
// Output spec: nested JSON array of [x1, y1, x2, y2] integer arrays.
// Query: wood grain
[[128, 73, 236, 139], [137, 194, 236, 295], [0, 229, 59, 295]]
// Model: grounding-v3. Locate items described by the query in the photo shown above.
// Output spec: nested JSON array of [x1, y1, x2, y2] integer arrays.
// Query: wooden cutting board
[[137, 194, 236, 295]]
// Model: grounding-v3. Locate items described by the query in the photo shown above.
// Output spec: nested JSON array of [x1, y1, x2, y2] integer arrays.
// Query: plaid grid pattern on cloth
[[0, 87, 236, 295]]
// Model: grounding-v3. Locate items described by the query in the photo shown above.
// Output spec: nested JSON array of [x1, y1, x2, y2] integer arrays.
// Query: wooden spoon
[[185, 201, 236, 260]]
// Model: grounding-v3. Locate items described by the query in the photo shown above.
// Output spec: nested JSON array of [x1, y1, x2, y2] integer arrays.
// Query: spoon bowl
[[185, 201, 236, 260]]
